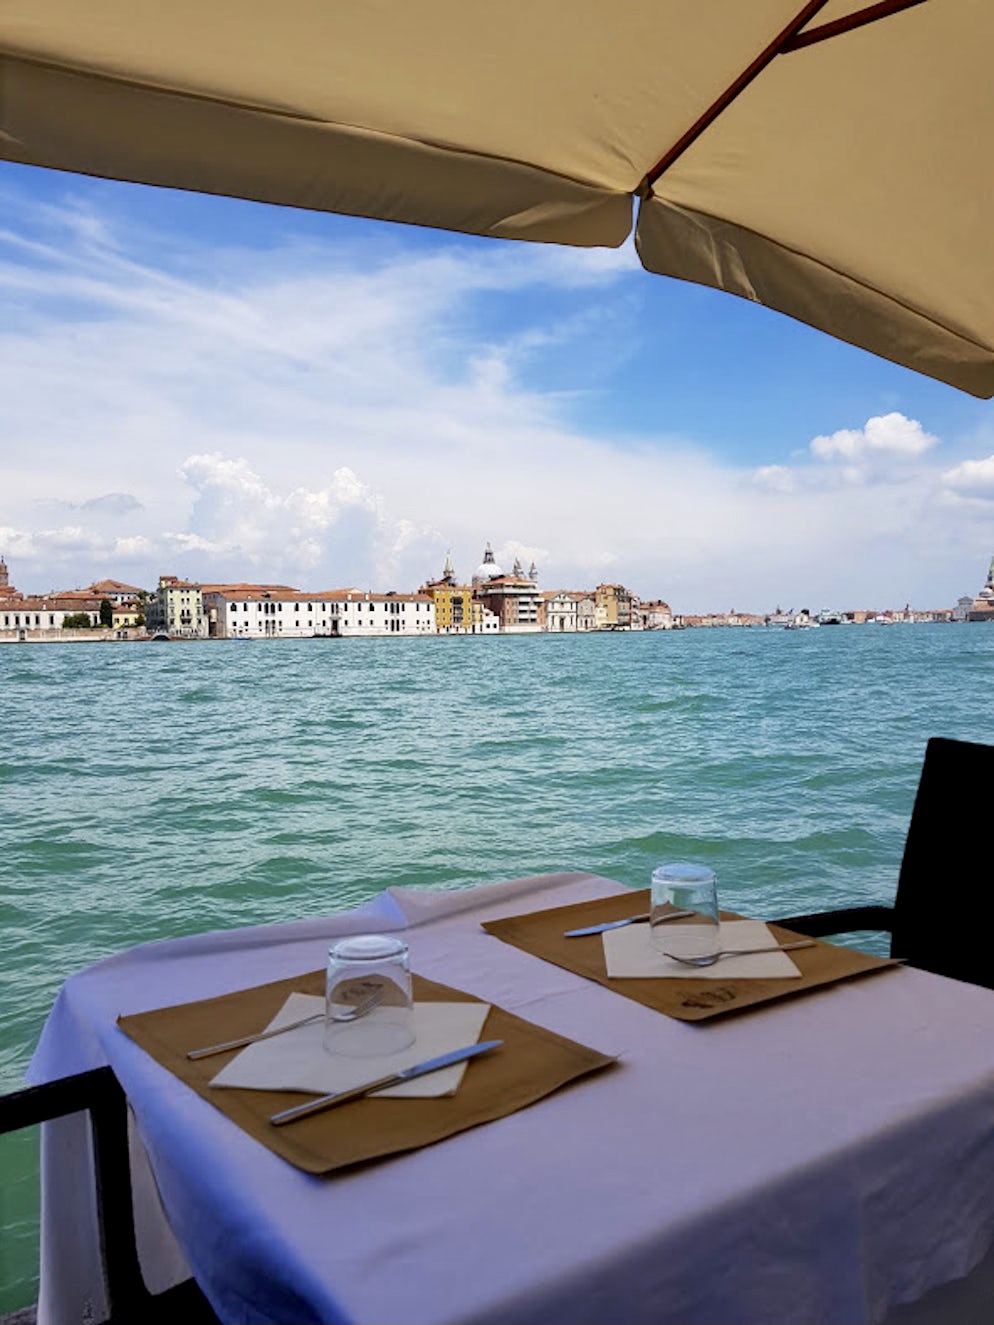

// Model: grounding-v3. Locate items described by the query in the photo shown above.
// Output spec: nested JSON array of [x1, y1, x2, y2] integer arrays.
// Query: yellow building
[[112, 600, 143, 628], [594, 583, 635, 629], [421, 555, 499, 633]]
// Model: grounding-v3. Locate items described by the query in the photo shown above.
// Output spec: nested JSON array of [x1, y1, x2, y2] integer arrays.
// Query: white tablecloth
[[26, 872, 994, 1325]]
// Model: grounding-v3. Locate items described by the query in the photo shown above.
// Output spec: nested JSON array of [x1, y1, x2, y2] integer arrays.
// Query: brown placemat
[[117, 970, 615, 1174], [482, 889, 900, 1022]]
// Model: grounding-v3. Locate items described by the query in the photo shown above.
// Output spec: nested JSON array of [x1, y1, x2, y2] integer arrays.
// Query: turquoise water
[[2, 624, 993, 1309]]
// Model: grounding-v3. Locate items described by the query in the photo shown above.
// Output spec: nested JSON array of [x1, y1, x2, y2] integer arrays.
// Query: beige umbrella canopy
[[1, 0, 991, 395]]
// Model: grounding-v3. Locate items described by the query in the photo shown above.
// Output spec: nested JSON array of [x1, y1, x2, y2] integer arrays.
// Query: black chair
[[775, 736, 994, 991], [0, 1066, 218, 1325]]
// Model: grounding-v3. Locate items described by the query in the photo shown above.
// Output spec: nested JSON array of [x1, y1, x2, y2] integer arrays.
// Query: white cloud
[[810, 413, 937, 464], [752, 465, 794, 494], [171, 453, 443, 585], [0, 525, 155, 582], [941, 454, 994, 501]]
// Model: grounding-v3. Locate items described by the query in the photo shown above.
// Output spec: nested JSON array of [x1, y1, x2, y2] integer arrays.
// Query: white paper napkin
[[210, 994, 491, 1097], [603, 919, 802, 979]]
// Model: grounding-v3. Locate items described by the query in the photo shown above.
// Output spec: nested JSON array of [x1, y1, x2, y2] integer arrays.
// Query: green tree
[[62, 612, 92, 628], [99, 598, 113, 628]]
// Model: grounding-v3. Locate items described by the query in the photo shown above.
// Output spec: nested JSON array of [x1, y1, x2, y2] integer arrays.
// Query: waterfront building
[[112, 600, 143, 629], [543, 591, 578, 633], [420, 555, 499, 633], [201, 583, 298, 637], [0, 560, 110, 637], [0, 576, 102, 640], [323, 591, 435, 637], [594, 583, 634, 629], [640, 600, 674, 630], [574, 593, 596, 632], [204, 585, 435, 638], [89, 578, 146, 604], [1, 593, 102, 636], [146, 576, 207, 638], [472, 546, 544, 633]]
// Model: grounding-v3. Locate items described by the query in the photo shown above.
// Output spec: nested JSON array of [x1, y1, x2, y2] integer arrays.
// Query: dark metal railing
[[0, 1069, 217, 1324]]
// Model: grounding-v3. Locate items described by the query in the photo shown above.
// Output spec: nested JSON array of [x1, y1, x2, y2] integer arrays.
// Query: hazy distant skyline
[[2, 162, 993, 612]]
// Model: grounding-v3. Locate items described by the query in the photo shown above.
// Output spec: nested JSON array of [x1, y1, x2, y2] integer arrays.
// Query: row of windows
[[226, 621, 434, 635], [226, 601, 425, 613]]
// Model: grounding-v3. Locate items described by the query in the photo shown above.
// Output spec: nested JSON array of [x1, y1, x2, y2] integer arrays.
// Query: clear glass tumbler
[[324, 934, 416, 1057], [650, 862, 720, 966]]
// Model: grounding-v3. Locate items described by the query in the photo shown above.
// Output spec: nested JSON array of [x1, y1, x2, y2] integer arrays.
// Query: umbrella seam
[[641, 199, 993, 356], [0, 49, 629, 199]]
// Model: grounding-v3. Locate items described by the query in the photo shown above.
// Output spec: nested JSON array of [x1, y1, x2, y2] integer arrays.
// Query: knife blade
[[269, 1039, 503, 1126], [564, 908, 693, 937]]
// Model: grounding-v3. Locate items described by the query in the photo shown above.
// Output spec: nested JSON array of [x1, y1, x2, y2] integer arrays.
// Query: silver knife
[[269, 1039, 503, 1126], [564, 908, 693, 938]]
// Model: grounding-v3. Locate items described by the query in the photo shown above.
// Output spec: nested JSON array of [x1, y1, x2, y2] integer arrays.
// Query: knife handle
[[269, 1038, 504, 1126]]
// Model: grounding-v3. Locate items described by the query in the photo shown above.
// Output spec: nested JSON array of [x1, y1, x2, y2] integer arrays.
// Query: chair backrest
[[891, 736, 994, 988]]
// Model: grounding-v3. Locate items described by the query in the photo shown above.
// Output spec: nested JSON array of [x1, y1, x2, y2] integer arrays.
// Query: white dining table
[[26, 871, 994, 1325]]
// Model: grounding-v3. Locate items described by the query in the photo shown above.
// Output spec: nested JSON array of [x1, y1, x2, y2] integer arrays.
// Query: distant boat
[[873, 615, 895, 625]]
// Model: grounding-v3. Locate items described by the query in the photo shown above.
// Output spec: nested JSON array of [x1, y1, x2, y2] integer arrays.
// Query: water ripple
[[2, 625, 994, 1310]]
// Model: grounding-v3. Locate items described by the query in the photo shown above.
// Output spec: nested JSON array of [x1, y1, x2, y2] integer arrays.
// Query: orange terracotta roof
[[200, 582, 298, 594], [90, 579, 144, 593], [209, 587, 432, 604], [6, 595, 99, 611]]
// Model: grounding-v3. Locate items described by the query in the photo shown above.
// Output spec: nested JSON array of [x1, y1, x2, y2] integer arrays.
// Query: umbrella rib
[[644, 0, 927, 190], [644, 0, 832, 189], [780, 0, 929, 52]]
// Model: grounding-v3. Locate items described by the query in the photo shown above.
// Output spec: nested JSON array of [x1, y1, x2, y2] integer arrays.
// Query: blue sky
[[2, 159, 993, 612]]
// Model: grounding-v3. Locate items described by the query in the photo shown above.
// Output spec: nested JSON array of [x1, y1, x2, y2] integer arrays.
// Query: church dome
[[474, 543, 503, 581]]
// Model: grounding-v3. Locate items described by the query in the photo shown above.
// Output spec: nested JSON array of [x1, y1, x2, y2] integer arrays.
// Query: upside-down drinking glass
[[324, 934, 416, 1057], [650, 862, 720, 966]]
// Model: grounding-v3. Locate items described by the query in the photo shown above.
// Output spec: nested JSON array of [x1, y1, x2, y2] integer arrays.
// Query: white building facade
[[0, 597, 101, 635], [544, 591, 578, 632], [640, 600, 674, 630], [206, 589, 436, 638]]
